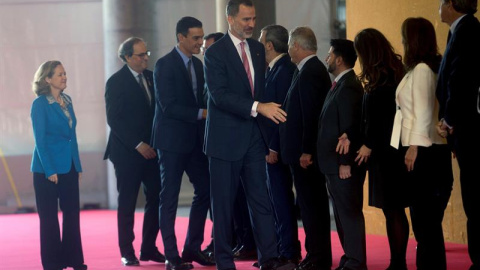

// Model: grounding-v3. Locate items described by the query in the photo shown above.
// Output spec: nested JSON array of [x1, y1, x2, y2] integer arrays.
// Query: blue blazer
[[31, 94, 82, 178], [203, 34, 267, 161], [151, 48, 206, 153]]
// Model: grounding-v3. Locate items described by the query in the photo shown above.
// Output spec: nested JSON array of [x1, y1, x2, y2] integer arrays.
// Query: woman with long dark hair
[[391, 17, 453, 270], [354, 28, 409, 270]]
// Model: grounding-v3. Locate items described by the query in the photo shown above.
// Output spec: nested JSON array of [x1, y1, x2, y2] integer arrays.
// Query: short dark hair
[[445, 0, 477, 14], [226, 0, 253, 17], [261, 25, 289, 54], [118, 37, 145, 63], [176, 16, 203, 42], [402, 17, 442, 73], [330, 39, 357, 68], [204, 32, 224, 42]]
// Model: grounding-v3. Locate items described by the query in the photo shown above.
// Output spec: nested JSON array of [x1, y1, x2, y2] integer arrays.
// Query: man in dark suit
[[258, 24, 300, 264], [104, 37, 165, 266], [151, 17, 214, 270], [279, 26, 332, 270], [203, 1, 293, 270], [318, 39, 366, 270], [437, 1, 480, 269]]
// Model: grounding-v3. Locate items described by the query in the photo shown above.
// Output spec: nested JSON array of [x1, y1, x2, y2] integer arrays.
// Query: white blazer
[[390, 63, 446, 149]]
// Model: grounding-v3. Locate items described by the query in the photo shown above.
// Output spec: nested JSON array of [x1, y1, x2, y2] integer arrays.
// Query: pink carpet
[[0, 210, 470, 269]]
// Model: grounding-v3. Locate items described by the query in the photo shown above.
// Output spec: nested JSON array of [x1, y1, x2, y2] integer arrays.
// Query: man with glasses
[[104, 37, 165, 266]]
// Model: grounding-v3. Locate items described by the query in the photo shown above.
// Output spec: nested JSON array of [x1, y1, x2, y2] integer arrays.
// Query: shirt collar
[[334, 68, 353, 82], [175, 46, 191, 66], [450, 14, 467, 34], [228, 30, 247, 48], [269, 53, 286, 69], [46, 92, 71, 106], [127, 65, 140, 78], [297, 54, 316, 71]]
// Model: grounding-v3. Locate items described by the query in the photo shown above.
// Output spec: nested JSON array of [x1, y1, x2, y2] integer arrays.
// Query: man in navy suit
[[104, 37, 165, 266], [203, 1, 292, 270], [258, 24, 300, 264], [279, 26, 332, 270], [318, 39, 366, 270], [437, 1, 480, 269], [151, 17, 214, 270]]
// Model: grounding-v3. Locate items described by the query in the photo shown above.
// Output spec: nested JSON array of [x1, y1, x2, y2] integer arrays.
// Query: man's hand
[[355, 145, 371, 165], [299, 153, 313, 169], [336, 133, 350, 154], [257, 102, 287, 124], [266, 150, 278, 164], [339, 165, 351, 179], [436, 120, 448, 138], [202, 109, 207, 119], [137, 143, 157, 160]]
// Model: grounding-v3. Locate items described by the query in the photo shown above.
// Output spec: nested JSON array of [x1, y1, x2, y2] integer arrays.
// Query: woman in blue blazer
[[31, 61, 87, 270]]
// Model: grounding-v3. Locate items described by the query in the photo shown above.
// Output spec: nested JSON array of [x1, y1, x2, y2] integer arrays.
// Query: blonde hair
[[32, 60, 62, 96]]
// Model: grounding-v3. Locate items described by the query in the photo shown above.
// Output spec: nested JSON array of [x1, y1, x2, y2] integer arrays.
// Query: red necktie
[[330, 81, 337, 91], [240, 42, 254, 96]]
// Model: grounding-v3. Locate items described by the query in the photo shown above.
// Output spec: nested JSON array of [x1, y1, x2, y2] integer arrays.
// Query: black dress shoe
[[182, 248, 216, 266], [139, 250, 166, 263], [233, 245, 257, 260], [295, 260, 328, 270], [121, 254, 140, 266], [202, 240, 214, 257], [165, 257, 194, 270], [260, 258, 296, 270], [73, 264, 88, 270]]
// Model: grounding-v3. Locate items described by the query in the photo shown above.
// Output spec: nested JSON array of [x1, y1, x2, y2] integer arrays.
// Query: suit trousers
[[233, 183, 256, 250], [325, 166, 367, 270], [290, 163, 332, 267], [209, 123, 278, 270], [453, 128, 480, 269], [34, 165, 84, 270], [267, 160, 299, 259], [113, 158, 160, 257], [157, 144, 210, 259], [408, 144, 453, 270]]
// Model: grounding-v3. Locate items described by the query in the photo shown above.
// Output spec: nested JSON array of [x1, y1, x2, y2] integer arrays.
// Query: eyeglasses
[[132, 51, 151, 58]]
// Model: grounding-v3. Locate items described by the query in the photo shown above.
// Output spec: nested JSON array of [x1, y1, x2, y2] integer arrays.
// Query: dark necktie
[[137, 74, 151, 105], [240, 41, 254, 96], [187, 59, 197, 101], [265, 66, 271, 79]]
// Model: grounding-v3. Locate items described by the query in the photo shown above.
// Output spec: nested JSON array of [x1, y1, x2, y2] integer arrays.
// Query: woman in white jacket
[[391, 17, 454, 270]]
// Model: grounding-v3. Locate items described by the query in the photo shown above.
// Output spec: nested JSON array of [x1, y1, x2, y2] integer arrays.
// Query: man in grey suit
[[317, 39, 366, 270]]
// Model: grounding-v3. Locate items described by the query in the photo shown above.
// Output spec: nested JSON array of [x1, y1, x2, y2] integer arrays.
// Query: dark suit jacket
[[151, 48, 206, 153], [317, 70, 363, 174], [104, 64, 155, 164], [279, 56, 331, 165], [260, 54, 296, 152], [437, 14, 480, 130], [204, 34, 267, 161]]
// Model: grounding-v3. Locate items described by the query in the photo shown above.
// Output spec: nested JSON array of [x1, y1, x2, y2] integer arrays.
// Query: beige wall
[[346, 0, 480, 244]]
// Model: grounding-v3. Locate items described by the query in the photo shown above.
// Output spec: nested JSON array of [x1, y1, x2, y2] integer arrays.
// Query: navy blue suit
[[31, 93, 85, 270], [437, 14, 480, 269], [278, 56, 332, 268], [260, 54, 300, 259], [204, 33, 279, 270], [152, 48, 210, 259], [104, 65, 161, 258]]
